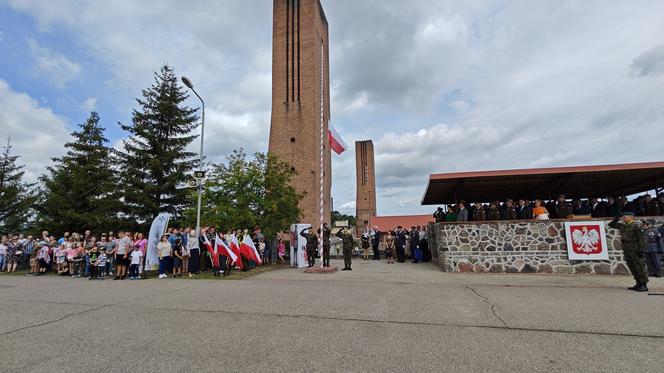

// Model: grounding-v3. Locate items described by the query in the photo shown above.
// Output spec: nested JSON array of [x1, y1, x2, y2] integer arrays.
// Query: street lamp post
[[181, 76, 205, 237]]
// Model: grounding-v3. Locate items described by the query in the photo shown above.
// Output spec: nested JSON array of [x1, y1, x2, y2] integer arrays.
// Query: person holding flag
[[215, 234, 240, 277]]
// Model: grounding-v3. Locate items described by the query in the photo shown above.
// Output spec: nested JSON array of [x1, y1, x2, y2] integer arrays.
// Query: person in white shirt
[[129, 249, 142, 280], [114, 231, 132, 280], [157, 235, 172, 279]]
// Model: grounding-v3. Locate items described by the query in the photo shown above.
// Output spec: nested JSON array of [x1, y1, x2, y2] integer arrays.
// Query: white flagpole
[[319, 42, 325, 268]]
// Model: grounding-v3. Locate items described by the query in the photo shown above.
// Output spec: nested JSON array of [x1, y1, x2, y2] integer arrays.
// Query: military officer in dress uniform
[[487, 202, 501, 221], [503, 199, 517, 220], [472, 202, 486, 221], [609, 211, 649, 292], [300, 227, 318, 268], [336, 227, 354, 270]]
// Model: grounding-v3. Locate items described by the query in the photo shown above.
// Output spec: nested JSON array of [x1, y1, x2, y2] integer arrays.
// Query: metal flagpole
[[319, 42, 325, 268]]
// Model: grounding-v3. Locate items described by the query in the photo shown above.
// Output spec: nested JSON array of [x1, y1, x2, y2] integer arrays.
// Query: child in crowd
[[88, 246, 99, 280], [172, 238, 183, 278], [29, 243, 40, 274], [129, 248, 142, 280], [56, 244, 68, 275], [181, 238, 190, 277], [277, 239, 286, 264], [37, 242, 50, 275], [72, 242, 84, 278], [97, 249, 107, 279], [259, 238, 267, 264]]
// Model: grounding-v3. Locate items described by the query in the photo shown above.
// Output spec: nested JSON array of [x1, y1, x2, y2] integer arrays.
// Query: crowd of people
[[360, 225, 430, 265], [0, 226, 289, 279], [433, 194, 664, 223]]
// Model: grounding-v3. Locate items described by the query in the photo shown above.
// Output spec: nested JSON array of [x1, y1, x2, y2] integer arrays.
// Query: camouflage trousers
[[343, 249, 352, 269], [624, 251, 648, 284]]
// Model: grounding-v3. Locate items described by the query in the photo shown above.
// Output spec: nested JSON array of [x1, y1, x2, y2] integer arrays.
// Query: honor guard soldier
[[336, 227, 354, 271], [609, 211, 649, 291], [300, 227, 318, 268]]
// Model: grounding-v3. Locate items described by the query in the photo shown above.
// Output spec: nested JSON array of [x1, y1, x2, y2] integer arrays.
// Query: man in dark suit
[[395, 226, 407, 263], [456, 201, 469, 222], [516, 199, 533, 219], [589, 198, 606, 217]]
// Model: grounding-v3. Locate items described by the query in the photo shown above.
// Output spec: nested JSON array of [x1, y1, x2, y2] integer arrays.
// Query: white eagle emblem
[[571, 226, 600, 253]]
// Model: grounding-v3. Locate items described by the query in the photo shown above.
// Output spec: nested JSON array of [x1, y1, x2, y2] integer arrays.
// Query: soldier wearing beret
[[609, 211, 649, 291]]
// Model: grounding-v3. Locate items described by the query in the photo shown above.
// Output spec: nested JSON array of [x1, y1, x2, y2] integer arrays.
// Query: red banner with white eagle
[[564, 221, 609, 260]]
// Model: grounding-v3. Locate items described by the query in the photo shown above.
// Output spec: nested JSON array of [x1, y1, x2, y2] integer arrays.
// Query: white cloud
[[6, 0, 664, 216], [81, 97, 97, 111], [27, 38, 82, 87], [0, 80, 71, 182]]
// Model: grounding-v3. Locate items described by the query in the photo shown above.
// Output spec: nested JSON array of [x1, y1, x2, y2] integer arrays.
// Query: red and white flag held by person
[[215, 234, 238, 265], [202, 234, 219, 268], [328, 123, 348, 155], [240, 235, 263, 265], [229, 234, 243, 270]]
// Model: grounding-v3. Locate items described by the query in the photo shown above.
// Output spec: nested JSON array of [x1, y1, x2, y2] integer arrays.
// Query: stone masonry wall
[[430, 217, 664, 274]]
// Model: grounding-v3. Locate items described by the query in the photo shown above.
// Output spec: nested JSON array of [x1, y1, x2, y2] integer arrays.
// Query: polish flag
[[229, 234, 243, 270], [215, 235, 238, 265], [328, 123, 348, 155], [202, 234, 219, 268], [240, 235, 263, 265]]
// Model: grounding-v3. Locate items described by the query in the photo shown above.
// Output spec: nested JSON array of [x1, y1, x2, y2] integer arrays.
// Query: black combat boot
[[628, 283, 640, 290], [633, 283, 648, 292]]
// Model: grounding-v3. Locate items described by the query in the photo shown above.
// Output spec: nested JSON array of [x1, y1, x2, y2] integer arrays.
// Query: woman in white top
[[157, 235, 172, 279], [187, 230, 200, 276]]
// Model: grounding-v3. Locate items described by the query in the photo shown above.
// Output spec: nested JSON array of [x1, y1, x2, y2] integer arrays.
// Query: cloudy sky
[[1, 0, 663, 216]]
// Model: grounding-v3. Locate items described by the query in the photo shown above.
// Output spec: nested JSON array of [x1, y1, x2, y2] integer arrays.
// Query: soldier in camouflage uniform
[[318, 223, 331, 267], [300, 227, 318, 268], [336, 227, 354, 271], [609, 211, 649, 291]]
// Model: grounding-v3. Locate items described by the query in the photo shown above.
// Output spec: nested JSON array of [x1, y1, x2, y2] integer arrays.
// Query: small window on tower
[[290, 137, 296, 143]]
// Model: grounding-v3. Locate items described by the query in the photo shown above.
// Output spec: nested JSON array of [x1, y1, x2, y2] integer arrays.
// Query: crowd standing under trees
[[0, 64, 303, 271]]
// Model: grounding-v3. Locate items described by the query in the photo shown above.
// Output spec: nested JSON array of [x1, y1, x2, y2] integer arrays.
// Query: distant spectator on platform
[[572, 199, 589, 215], [445, 205, 457, 222], [456, 202, 468, 222], [487, 202, 501, 221], [644, 195, 661, 216], [433, 207, 445, 223], [606, 196, 620, 217], [516, 199, 533, 220], [503, 199, 517, 220], [472, 202, 485, 221], [555, 195, 572, 219], [589, 198, 606, 217], [532, 199, 550, 220]]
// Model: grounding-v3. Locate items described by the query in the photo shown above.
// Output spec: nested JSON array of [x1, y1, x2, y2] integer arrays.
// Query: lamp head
[[181, 76, 193, 89]]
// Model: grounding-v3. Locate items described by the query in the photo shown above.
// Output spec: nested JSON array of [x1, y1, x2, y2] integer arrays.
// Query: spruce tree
[[118, 64, 199, 224], [39, 111, 121, 233], [0, 138, 35, 234]]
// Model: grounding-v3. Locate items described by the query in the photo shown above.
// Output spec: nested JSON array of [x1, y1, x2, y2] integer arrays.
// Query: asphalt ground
[[1, 259, 663, 372]]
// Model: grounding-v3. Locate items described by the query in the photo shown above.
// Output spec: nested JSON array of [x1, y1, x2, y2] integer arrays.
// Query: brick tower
[[355, 140, 376, 236], [269, 0, 331, 230]]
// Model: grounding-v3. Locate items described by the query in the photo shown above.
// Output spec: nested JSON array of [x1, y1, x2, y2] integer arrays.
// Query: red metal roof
[[369, 215, 434, 231], [422, 161, 664, 205]]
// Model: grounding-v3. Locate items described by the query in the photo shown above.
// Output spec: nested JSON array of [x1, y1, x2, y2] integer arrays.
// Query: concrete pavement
[[1, 259, 663, 372]]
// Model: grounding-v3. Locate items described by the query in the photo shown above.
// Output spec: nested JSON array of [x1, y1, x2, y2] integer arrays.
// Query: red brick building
[[269, 0, 332, 230]]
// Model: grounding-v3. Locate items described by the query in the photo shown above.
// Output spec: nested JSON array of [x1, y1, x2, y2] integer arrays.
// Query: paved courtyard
[[1, 259, 663, 372]]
